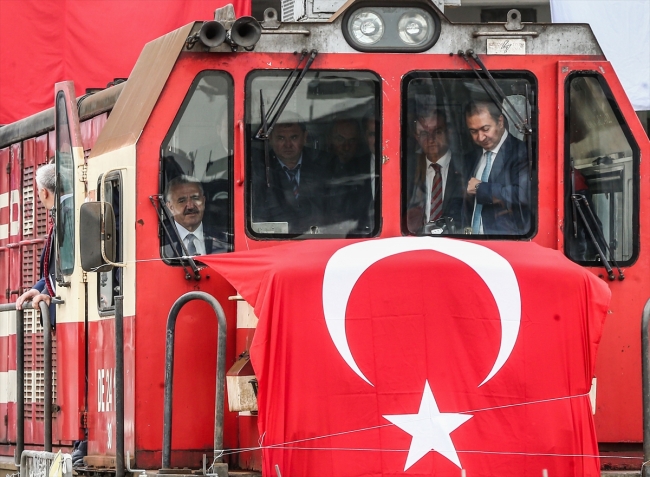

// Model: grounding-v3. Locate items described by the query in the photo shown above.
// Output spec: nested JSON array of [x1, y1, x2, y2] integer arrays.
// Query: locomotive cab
[[1, 0, 649, 475]]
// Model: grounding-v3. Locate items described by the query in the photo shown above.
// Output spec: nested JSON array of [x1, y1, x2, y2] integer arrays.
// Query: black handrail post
[[42, 301, 52, 452], [15, 307, 24, 466], [162, 291, 228, 471], [115, 296, 125, 477], [642, 298, 650, 477]]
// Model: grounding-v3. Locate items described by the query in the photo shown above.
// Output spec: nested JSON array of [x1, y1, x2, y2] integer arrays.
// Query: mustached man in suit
[[465, 101, 530, 235], [16, 164, 57, 325], [251, 113, 330, 234], [406, 110, 466, 234], [164, 175, 229, 257]]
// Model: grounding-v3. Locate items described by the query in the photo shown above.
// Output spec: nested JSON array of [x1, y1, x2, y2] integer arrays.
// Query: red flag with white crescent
[[202, 237, 610, 477]]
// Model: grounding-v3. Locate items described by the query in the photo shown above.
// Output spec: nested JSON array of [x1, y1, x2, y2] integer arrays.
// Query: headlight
[[343, 3, 441, 53], [350, 10, 385, 45], [398, 11, 433, 46]]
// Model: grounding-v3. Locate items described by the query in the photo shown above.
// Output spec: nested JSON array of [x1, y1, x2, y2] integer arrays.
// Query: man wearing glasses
[[406, 110, 466, 234], [164, 175, 229, 257]]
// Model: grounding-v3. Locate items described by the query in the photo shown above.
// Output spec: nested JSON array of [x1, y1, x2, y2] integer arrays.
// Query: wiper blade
[[260, 90, 271, 187], [571, 194, 624, 281], [459, 49, 531, 135], [149, 194, 201, 281], [255, 49, 318, 139]]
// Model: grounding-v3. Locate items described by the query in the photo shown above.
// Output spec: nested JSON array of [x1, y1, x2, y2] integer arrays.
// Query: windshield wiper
[[255, 49, 318, 140], [149, 195, 201, 281], [459, 49, 534, 180], [569, 160, 624, 281]]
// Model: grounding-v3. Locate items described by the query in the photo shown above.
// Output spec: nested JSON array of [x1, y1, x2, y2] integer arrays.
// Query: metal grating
[[23, 166, 35, 237], [23, 309, 57, 420], [22, 245, 36, 292], [282, 0, 294, 21]]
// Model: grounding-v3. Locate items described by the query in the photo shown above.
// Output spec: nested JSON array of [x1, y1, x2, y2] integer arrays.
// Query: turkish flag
[[202, 237, 610, 477]]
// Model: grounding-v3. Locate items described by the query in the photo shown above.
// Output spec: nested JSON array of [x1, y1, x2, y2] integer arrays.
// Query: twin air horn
[[189, 6, 262, 51]]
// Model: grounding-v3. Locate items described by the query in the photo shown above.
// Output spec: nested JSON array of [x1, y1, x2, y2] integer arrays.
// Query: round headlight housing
[[398, 11, 434, 46], [349, 9, 385, 45], [342, 4, 441, 52]]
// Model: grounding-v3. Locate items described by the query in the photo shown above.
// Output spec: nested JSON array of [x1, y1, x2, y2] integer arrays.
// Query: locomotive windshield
[[246, 70, 381, 238], [401, 72, 537, 238], [159, 71, 233, 262]]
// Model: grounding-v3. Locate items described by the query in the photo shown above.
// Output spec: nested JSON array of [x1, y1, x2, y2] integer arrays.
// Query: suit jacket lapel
[[488, 134, 511, 182]]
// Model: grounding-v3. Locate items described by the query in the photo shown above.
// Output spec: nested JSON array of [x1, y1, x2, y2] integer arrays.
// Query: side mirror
[[80, 202, 116, 272]]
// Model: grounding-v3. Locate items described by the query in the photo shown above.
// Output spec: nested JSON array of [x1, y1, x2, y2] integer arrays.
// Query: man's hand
[[467, 177, 481, 196], [15, 289, 39, 310], [32, 293, 52, 309]]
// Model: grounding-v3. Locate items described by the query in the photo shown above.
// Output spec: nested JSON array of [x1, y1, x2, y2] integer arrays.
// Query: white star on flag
[[383, 380, 473, 471]]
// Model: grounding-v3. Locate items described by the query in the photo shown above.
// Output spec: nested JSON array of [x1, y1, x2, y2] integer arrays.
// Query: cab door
[[52, 81, 88, 446], [558, 60, 650, 444]]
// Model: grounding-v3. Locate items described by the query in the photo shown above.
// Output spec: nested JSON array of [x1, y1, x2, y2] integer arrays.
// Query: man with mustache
[[465, 100, 530, 235], [164, 175, 229, 257]]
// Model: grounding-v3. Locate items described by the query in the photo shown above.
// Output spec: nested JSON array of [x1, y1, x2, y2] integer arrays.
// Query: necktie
[[429, 163, 443, 222], [472, 151, 493, 234], [43, 215, 55, 296], [283, 164, 300, 200], [185, 233, 198, 255]]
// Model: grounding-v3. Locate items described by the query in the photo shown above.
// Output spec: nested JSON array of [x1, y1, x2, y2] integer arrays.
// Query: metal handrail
[[0, 299, 60, 463], [642, 298, 650, 476], [161, 292, 227, 470]]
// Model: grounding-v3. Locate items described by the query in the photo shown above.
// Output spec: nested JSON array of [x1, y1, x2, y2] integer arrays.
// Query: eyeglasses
[[416, 128, 446, 141]]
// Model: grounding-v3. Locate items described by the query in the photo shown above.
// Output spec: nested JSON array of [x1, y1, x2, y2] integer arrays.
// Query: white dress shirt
[[471, 129, 509, 233], [175, 221, 206, 256], [424, 150, 451, 223]]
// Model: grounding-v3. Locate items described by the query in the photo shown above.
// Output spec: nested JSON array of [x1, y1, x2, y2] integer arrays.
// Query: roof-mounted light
[[342, 2, 441, 52]]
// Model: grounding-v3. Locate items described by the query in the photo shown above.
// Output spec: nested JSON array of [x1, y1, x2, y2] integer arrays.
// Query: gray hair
[[164, 175, 204, 203], [36, 164, 56, 193]]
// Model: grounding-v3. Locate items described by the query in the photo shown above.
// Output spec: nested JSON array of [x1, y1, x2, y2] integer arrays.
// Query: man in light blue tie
[[465, 100, 530, 235]]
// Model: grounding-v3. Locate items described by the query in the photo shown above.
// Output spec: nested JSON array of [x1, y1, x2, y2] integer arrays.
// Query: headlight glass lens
[[350, 10, 385, 45], [398, 11, 432, 45]]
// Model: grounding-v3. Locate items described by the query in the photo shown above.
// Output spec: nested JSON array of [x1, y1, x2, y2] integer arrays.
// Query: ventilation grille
[[23, 309, 57, 420], [23, 166, 35, 237], [282, 0, 295, 21]]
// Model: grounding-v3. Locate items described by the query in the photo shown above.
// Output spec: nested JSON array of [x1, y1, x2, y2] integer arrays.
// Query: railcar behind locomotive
[[0, 0, 649, 475]]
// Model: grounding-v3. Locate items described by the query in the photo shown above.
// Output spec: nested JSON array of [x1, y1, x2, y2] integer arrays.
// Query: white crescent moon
[[322, 237, 520, 387]]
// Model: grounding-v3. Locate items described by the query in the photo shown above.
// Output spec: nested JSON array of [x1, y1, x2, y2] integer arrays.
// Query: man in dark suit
[[406, 110, 466, 234], [16, 164, 57, 325], [465, 101, 530, 235], [326, 117, 374, 234], [163, 175, 229, 257], [251, 116, 330, 234]]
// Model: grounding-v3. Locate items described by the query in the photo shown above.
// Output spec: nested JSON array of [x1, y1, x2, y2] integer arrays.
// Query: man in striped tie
[[406, 110, 466, 234], [465, 101, 530, 235]]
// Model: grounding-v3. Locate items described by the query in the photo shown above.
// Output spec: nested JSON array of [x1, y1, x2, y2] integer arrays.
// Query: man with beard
[[164, 175, 229, 257]]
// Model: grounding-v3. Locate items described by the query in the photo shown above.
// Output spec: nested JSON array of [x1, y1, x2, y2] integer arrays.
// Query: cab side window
[[564, 74, 639, 265], [159, 72, 233, 260], [98, 173, 122, 313], [55, 91, 75, 275]]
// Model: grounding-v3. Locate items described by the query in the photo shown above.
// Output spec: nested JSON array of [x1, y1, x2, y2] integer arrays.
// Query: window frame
[[400, 70, 539, 240], [244, 68, 383, 240], [158, 70, 234, 265], [563, 71, 640, 267], [97, 171, 123, 316]]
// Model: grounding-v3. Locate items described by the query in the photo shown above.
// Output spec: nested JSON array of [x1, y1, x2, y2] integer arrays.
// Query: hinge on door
[[82, 271, 88, 283], [79, 163, 88, 183], [80, 410, 88, 429], [5, 159, 10, 174]]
